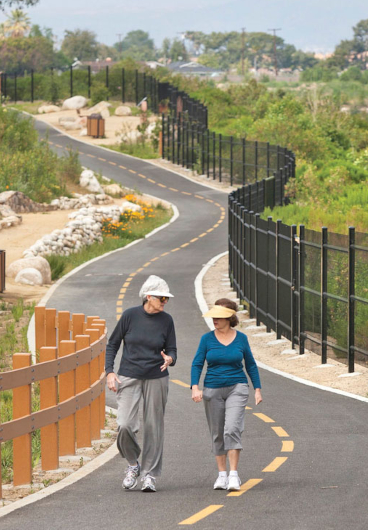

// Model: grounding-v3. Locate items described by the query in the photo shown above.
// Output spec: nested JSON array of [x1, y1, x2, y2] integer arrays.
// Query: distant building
[[166, 61, 223, 77], [82, 58, 117, 73]]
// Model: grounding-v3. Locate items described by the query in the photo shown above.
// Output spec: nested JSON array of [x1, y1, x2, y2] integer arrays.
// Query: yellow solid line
[[119, 165, 126, 169], [181, 243, 190, 248], [227, 478, 263, 497], [262, 457, 288, 472], [179, 505, 223, 525], [281, 441, 294, 452], [181, 191, 191, 195], [190, 238, 198, 243], [272, 426, 289, 437], [171, 248, 180, 252], [98, 157, 106, 161], [169, 187, 178, 192], [171, 379, 190, 388], [158, 183, 167, 188], [253, 413, 275, 423], [129, 169, 136, 174], [138, 173, 146, 178]]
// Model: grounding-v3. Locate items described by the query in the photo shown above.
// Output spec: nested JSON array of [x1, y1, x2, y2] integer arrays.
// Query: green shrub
[[90, 82, 110, 106]]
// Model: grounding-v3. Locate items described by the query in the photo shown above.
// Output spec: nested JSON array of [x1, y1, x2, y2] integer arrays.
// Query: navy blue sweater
[[191, 330, 261, 389]]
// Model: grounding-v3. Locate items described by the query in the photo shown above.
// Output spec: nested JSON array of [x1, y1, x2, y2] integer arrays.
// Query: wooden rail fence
[[0, 307, 107, 499]]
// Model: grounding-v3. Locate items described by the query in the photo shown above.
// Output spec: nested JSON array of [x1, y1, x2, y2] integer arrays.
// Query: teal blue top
[[191, 330, 261, 389]]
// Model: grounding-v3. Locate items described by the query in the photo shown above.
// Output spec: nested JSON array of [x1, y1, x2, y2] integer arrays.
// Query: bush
[[90, 82, 110, 106]]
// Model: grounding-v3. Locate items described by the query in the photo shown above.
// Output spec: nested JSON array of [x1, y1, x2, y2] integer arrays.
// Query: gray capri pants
[[203, 383, 249, 455]]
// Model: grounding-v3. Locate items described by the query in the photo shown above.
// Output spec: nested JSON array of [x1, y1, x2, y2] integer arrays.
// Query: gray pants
[[116, 375, 169, 477], [203, 383, 249, 456]]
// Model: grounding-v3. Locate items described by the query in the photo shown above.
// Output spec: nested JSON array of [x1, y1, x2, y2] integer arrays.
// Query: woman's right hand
[[106, 372, 120, 392], [191, 385, 203, 403]]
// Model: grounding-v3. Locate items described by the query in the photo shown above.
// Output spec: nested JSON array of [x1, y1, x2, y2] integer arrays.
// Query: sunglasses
[[153, 296, 169, 302]]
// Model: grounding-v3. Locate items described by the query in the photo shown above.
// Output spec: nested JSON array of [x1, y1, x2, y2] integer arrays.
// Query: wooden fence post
[[92, 321, 106, 430], [45, 308, 57, 347], [58, 311, 70, 346], [58, 340, 76, 456], [85, 328, 101, 440], [40, 346, 59, 470], [75, 335, 92, 448], [72, 313, 85, 339], [13, 353, 32, 486], [35, 306, 46, 355]]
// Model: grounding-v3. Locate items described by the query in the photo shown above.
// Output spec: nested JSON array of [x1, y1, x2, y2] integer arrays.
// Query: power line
[[268, 28, 281, 76]]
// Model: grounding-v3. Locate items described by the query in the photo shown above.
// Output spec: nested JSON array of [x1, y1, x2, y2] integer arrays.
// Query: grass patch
[[103, 142, 160, 159]]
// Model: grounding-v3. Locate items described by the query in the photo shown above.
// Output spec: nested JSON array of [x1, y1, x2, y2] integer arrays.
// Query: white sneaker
[[122, 462, 140, 489], [227, 475, 241, 491], [141, 475, 156, 492], [213, 475, 228, 490]]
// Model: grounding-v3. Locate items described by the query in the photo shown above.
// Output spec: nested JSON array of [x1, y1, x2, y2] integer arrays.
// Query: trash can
[[87, 113, 105, 138]]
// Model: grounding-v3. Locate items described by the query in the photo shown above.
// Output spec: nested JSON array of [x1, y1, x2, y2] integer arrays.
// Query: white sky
[[1, 0, 367, 52]]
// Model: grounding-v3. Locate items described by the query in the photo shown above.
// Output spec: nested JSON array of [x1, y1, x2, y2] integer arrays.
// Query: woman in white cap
[[105, 275, 176, 493], [191, 298, 262, 492]]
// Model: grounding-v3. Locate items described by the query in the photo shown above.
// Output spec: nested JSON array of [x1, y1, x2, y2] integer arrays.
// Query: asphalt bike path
[[1, 120, 367, 529]]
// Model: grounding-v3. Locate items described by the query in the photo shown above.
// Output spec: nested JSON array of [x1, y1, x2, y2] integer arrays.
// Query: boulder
[[115, 106, 132, 116], [121, 201, 142, 213], [38, 105, 60, 114], [62, 120, 83, 130], [7, 256, 52, 284], [87, 101, 111, 119], [62, 96, 88, 110], [103, 183, 124, 197], [58, 116, 77, 124], [0, 215, 22, 229], [80, 128, 88, 136], [15, 268, 43, 286], [79, 170, 104, 194]]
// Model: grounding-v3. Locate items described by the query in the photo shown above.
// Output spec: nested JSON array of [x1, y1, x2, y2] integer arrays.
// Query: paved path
[[1, 121, 367, 529]]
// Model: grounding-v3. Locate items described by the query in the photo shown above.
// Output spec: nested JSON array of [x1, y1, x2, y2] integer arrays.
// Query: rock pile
[[0, 191, 57, 214]]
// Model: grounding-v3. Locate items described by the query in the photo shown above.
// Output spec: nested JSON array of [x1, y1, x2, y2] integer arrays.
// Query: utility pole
[[268, 28, 281, 76], [241, 27, 246, 76]]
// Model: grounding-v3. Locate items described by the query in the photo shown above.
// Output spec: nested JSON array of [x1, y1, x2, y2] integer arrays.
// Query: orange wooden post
[[58, 340, 76, 456], [85, 328, 101, 440], [35, 306, 46, 355], [0, 444, 2, 499], [13, 353, 32, 486], [39, 347, 59, 470], [58, 311, 70, 347], [72, 313, 85, 339], [75, 335, 92, 448], [45, 308, 57, 347], [91, 321, 106, 430]]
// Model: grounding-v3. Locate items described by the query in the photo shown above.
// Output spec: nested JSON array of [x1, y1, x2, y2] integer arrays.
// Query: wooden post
[[58, 340, 76, 456], [72, 313, 85, 339], [40, 347, 59, 470], [85, 328, 101, 440], [58, 311, 70, 347], [92, 321, 106, 430], [45, 308, 57, 347], [13, 353, 32, 486], [75, 335, 92, 448], [35, 306, 46, 355]]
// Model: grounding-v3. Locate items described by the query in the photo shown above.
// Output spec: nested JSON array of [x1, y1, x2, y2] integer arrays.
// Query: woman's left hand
[[255, 388, 263, 405], [160, 351, 173, 371]]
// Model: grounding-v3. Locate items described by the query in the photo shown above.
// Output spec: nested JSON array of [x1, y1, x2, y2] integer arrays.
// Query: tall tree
[[61, 29, 99, 62], [3, 8, 30, 37], [114, 30, 155, 61]]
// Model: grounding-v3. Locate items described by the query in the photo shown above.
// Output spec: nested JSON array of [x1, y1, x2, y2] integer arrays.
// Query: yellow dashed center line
[[227, 478, 263, 497], [87, 154, 95, 158], [206, 199, 213, 203], [136, 267, 144, 272], [143, 262, 151, 267], [158, 183, 167, 188], [129, 169, 136, 174], [171, 380, 190, 388], [281, 441, 294, 452], [138, 173, 146, 178], [120, 288, 126, 293], [181, 191, 192, 196], [151, 257, 160, 262], [207, 228, 214, 233], [118, 295, 124, 300], [119, 165, 126, 169], [190, 238, 198, 243], [98, 157, 106, 162], [253, 413, 275, 423], [181, 243, 190, 248], [171, 248, 180, 252], [161, 252, 170, 257], [116, 301, 123, 306], [178, 505, 223, 525], [194, 195, 204, 199], [109, 161, 117, 166], [272, 426, 289, 437], [262, 457, 288, 472], [199, 233, 207, 238], [147, 178, 156, 183], [122, 282, 130, 288], [169, 187, 178, 192]]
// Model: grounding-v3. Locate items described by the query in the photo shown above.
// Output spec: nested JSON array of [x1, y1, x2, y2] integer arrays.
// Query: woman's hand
[[191, 385, 203, 403], [255, 388, 263, 405], [160, 351, 173, 372], [106, 372, 120, 392]]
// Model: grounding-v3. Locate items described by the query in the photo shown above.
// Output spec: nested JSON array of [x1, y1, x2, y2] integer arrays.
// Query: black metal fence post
[[348, 226, 355, 372], [266, 216, 273, 332], [206, 130, 210, 179], [162, 113, 165, 159], [212, 132, 216, 179], [88, 66, 91, 99], [266, 142, 270, 178], [31, 69, 34, 103], [255, 140, 258, 181], [275, 219, 282, 339], [242, 138, 246, 186], [299, 225, 305, 355], [255, 213, 260, 326], [291, 224, 297, 349], [321, 227, 328, 364], [230, 136, 234, 186]]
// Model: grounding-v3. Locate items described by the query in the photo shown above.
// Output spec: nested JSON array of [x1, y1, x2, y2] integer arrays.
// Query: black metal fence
[[161, 114, 295, 186], [229, 183, 368, 372]]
